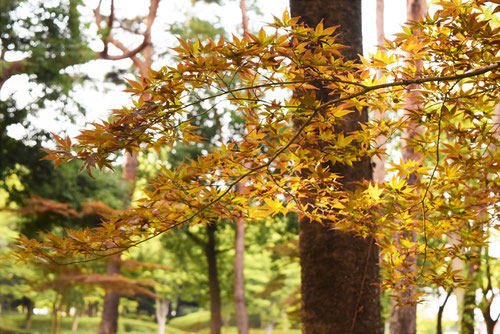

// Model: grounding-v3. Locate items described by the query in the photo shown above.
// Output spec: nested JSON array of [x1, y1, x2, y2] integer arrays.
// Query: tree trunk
[[372, 0, 386, 183], [206, 224, 222, 334], [460, 260, 478, 334], [72, 308, 81, 332], [233, 2, 250, 331], [265, 322, 274, 334], [24, 299, 34, 330], [156, 298, 169, 334], [389, 2, 426, 333], [99, 150, 138, 334], [234, 217, 249, 334], [51, 294, 60, 334], [289, 1, 382, 333], [437, 289, 452, 334], [99, 254, 122, 334]]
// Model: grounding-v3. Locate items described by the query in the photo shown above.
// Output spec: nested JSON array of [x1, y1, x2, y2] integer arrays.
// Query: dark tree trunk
[[437, 289, 452, 334], [24, 299, 34, 330], [483, 308, 497, 334], [98, 254, 121, 334], [290, 1, 382, 333], [206, 224, 222, 334]]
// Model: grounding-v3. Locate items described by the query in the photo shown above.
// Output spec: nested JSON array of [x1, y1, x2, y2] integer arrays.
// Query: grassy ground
[[0, 313, 301, 333]]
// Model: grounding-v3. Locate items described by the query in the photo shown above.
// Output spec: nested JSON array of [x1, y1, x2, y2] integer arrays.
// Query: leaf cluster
[[20, 3, 500, 295]]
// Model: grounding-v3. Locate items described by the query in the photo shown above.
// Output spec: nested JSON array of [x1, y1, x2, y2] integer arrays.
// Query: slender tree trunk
[[389, 2, 426, 333], [460, 261, 478, 334], [55, 294, 65, 334], [372, 0, 386, 183], [234, 215, 249, 334], [206, 224, 222, 334], [71, 308, 81, 332], [99, 254, 122, 334], [437, 288, 452, 334], [156, 298, 169, 334], [289, 1, 382, 333], [484, 318, 497, 334], [265, 322, 274, 334], [51, 294, 60, 334], [233, 2, 250, 332], [24, 299, 34, 330]]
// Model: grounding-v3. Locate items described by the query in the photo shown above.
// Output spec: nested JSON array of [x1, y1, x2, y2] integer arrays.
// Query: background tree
[[389, 1, 427, 333], [289, 0, 382, 332], [14, 2, 500, 334]]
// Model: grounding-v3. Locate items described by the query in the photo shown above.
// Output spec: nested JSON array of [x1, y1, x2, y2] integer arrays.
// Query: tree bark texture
[[289, 1, 382, 333], [206, 224, 222, 334], [98, 254, 121, 334], [389, 2, 426, 333]]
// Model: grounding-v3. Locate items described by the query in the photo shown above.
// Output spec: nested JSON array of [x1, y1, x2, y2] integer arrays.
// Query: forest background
[[0, 0, 499, 333]]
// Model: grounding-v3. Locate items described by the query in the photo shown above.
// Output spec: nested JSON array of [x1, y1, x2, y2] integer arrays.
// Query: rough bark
[[289, 1, 382, 333], [156, 298, 169, 334], [389, 2, 426, 333], [98, 254, 121, 334], [206, 224, 222, 334]]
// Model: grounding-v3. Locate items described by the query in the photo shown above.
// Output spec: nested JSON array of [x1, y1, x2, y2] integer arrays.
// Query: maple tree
[[16, 0, 500, 330]]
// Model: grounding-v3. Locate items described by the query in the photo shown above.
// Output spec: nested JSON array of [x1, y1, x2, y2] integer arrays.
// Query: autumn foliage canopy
[[18, 1, 500, 297]]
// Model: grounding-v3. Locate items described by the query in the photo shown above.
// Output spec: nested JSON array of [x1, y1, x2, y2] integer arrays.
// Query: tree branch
[[96, 0, 159, 62], [48, 61, 500, 265]]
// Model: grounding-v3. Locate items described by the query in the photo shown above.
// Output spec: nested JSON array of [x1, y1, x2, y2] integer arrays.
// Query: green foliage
[[170, 17, 225, 43], [19, 0, 500, 306], [0, 314, 163, 334], [0, 0, 93, 208], [1, 0, 93, 87], [168, 310, 210, 332]]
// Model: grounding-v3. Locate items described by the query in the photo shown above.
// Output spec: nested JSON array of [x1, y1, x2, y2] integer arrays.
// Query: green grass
[[0, 314, 163, 334], [168, 310, 210, 332], [0, 313, 300, 334]]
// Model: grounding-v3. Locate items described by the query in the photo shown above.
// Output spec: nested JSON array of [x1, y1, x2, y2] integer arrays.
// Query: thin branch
[[97, 0, 159, 61], [419, 80, 459, 279], [51, 62, 500, 265]]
